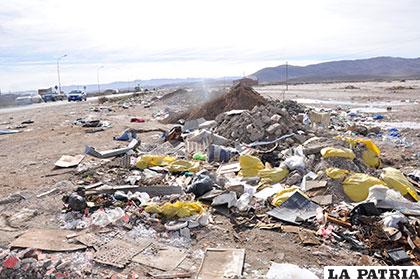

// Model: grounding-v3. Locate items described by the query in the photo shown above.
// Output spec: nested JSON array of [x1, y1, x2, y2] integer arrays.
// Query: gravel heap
[[214, 100, 307, 143]]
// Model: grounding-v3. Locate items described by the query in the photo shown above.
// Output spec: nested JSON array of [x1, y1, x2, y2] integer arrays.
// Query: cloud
[[0, 0, 420, 91]]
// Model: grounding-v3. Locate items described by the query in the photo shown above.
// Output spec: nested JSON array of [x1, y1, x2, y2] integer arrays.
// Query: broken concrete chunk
[[266, 123, 281, 134]]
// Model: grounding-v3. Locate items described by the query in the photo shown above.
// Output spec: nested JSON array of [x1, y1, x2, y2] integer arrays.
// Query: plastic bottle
[[193, 152, 207, 161]]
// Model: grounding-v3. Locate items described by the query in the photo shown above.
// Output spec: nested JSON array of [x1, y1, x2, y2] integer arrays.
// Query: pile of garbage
[[1, 83, 419, 277], [73, 116, 112, 133]]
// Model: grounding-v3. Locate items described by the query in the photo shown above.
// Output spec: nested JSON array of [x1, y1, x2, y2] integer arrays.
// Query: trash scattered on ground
[[85, 139, 139, 158], [0, 129, 21, 135], [1, 82, 420, 277], [130, 117, 145, 123], [266, 262, 318, 279], [55, 155, 85, 168], [73, 117, 112, 133]]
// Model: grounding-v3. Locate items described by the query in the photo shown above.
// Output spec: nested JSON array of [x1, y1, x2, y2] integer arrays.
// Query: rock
[[199, 120, 217, 130], [246, 124, 254, 132], [262, 115, 272, 125], [285, 172, 303, 186], [249, 129, 265, 142], [285, 138, 295, 145], [271, 114, 281, 123], [266, 123, 281, 134]]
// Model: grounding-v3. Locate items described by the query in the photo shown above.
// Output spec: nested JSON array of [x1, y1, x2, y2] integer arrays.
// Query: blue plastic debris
[[387, 128, 400, 137], [372, 114, 384, 120], [114, 130, 137, 141]]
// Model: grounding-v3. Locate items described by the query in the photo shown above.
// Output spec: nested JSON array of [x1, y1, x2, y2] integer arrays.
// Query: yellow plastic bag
[[325, 168, 350, 180], [381, 167, 419, 201], [136, 155, 176, 169], [342, 173, 385, 202], [338, 136, 381, 168], [271, 186, 306, 206], [320, 147, 355, 160], [339, 137, 380, 156], [362, 149, 381, 168], [258, 167, 289, 183], [239, 155, 265, 177], [145, 201, 204, 218], [168, 160, 200, 173]]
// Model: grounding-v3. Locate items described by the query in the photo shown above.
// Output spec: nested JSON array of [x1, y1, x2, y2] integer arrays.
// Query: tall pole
[[57, 54, 67, 93], [285, 61, 288, 91], [97, 66, 104, 94]]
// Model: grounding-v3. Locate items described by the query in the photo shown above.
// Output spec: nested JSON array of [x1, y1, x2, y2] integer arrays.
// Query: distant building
[[233, 77, 258, 86]]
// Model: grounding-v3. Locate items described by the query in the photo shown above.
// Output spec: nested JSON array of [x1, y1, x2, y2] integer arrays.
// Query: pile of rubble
[[0, 247, 92, 278], [215, 100, 308, 143]]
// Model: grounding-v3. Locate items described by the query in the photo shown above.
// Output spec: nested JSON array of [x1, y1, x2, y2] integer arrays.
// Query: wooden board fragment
[[11, 228, 86, 251]]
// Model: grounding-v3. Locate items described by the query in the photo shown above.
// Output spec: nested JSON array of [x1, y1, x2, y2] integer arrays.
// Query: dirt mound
[[157, 88, 226, 108], [186, 84, 267, 120]]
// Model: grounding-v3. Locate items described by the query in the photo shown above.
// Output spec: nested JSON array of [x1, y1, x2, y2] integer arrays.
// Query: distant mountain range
[[252, 56, 420, 83]]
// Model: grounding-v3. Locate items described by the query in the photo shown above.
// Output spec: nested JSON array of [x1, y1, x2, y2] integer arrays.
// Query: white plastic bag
[[266, 263, 319, 279]]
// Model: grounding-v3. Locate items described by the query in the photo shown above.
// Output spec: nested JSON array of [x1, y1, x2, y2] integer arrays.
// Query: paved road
[[0, 92, 134, 114]]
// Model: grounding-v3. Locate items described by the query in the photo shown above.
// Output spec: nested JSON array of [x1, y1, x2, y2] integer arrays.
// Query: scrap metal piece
[[386, 247, 411, 264], [197, 248, 245, 279], [94, 238, 151, 268], [267, 191, 321, 225], [85, 139, 139, 159]]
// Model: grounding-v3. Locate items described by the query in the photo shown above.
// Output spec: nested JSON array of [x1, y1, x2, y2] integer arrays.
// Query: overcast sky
[[1, 0, 419, 92]]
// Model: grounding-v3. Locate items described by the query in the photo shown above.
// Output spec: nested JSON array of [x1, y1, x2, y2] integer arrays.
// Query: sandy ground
[[0, 80, 419, 276]]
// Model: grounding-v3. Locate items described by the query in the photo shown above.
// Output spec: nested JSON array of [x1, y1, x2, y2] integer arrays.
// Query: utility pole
[[97, 66, 104, 94], [57, 54, 67, 94], [285, 61, 288, 91]]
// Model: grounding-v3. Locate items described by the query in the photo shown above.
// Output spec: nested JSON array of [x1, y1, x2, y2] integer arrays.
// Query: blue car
[[67, 90, 87, 101]]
